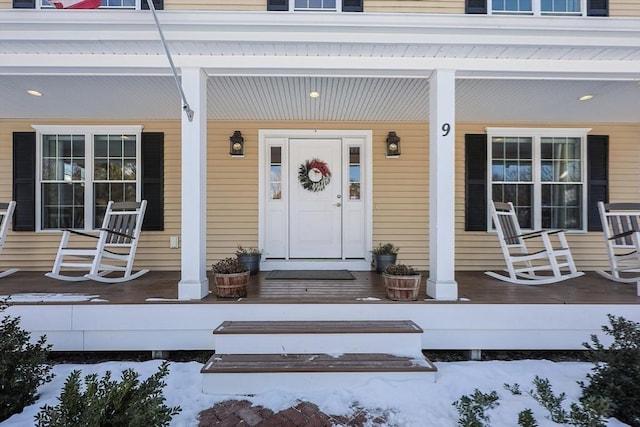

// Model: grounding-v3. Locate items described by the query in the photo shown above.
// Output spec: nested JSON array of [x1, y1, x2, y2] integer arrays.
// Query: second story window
[[267, 0, 362, 12], [466, 0, 605, 16], [491, 0, 583, 15], [294, 0, 336, 11]]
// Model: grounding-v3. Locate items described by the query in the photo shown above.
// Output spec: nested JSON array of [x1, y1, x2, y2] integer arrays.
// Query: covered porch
[[1, 270, 639, 305], [3, 270, 638, 354]]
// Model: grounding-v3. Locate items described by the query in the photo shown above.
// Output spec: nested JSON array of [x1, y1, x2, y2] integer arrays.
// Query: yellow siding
[[164, 0, 264, 10], [610, 0, 640, 16], [366, 0, 462, 13], [1, 119, 638, 273]]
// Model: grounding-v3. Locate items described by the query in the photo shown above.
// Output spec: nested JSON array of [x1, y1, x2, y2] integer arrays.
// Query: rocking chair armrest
[[517, 229, 565, 240], [609, 229, 640, 240], [62, 229, 100, 239], [98, 228, 136, 240]]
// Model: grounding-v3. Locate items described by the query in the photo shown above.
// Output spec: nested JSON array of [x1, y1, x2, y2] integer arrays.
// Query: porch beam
[[178, 67, 209, 300], [427, 69, 458, 301]]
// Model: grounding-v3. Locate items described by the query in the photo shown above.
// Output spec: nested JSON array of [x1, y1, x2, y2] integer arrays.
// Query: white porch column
[[178, 67, 209, 300], [427, 69, 458, 300]]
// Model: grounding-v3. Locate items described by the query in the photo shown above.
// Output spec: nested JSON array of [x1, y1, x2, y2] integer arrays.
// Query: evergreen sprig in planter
[[371, 243, 399, 273], [235, 245, 263, 276], [212, 257, 250, 298], [382, 263, 421, 301]]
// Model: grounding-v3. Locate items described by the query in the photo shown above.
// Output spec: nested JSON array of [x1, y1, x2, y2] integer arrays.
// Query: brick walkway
[[198, 399, 389, 426]]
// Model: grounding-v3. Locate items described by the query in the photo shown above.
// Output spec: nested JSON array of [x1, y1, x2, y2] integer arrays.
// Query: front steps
[[201, 320, 437, 395]]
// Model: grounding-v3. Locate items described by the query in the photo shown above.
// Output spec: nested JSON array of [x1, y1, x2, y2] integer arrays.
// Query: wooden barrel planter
[[382, 273, 421, 301], [213, 271, 250, 298]]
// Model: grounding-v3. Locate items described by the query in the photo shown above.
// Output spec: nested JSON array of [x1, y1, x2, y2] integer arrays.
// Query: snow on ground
[[0, 359, 629, 426]]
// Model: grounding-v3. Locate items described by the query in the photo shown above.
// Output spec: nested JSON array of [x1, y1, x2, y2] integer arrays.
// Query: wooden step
[[213, 320, 424, 354], [201, 352, 437, 394], [213, 320, 423, 335]]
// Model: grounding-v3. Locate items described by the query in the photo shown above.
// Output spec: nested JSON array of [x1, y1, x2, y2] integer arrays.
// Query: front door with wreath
[[289, 138, 343, 258]]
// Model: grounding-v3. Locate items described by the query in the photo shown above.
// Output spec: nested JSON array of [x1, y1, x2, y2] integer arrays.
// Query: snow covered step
[[212, 320, 424, 355], [201, 352, 437, 395]]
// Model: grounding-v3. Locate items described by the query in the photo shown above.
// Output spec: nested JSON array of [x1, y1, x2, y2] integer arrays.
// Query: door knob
[[334, 202, 342, 207]]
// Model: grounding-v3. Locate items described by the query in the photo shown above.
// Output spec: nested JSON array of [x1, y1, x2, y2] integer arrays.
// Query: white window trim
[[32, 124, 143, 232], [485, 127, 591, 232], [487, 0, 586, 16]]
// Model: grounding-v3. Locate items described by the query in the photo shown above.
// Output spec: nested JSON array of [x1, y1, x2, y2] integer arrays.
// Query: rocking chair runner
[[45, 200, 149, 283], [596, 201, 640, 283], [0, 201, 18, 278], [485, 201, 584, 285]]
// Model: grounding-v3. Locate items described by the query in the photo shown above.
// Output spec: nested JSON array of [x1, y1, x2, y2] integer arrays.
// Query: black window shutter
[[587, 0, 608, 16], [13, 0, 35, 8], [141, 132, 164, 231], [12, 132, 36, 231], [267, 0, 288, 11], [587, 135, 608, 231], [141, 0, 163, 10], [342, 0, 362, 12], [465, 134, 488, 231], [466, 0, 487, 14]]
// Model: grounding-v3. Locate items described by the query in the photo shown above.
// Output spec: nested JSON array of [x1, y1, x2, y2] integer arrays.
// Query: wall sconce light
[[386, 131, 400, 157], [229, 130, 244, 157]]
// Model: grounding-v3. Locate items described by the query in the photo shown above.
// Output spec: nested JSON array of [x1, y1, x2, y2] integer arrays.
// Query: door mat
[[265, 270, 355, 280]]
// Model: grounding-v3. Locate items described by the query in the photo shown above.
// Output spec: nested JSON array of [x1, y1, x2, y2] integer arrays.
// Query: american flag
[[47, 0, 101, 8]]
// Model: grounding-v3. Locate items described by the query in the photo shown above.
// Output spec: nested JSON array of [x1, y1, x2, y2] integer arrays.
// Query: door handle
[[334, 202, 342, 207]]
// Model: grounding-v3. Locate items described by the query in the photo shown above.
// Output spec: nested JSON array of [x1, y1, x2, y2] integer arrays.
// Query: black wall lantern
[[386, 131, 400, 157], [229, 130, 245, 156]]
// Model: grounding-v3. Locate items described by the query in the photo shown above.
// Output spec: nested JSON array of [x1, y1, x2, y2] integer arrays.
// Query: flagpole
[[146, 0, 195, 122]]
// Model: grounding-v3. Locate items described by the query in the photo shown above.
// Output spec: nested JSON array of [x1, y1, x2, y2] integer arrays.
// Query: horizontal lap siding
[[611, 1, 640, 16], [164, 0, 263, 9], [366, 0, 462, 13], [455, 122, 640, 272]]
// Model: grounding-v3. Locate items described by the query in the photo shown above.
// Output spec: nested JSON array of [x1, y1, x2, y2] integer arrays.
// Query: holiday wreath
[[298, 158, 331, 192]]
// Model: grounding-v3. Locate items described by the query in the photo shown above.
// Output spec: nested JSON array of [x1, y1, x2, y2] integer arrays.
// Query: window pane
[[269, 147, 282, 200], [123, 160, 137, 180], [95, 136, 108, 157], [41, 183, 84, 229], [270, 146, 281, 164], [492, 162, 505, 181], [349, 147, 361, 200]]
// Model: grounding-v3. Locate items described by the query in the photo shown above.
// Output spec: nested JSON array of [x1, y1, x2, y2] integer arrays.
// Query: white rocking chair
[[45, 200, 149, 283], [596, 201, 640, 283], [485, 201, 584, 285], [0, 201, 18, 278]]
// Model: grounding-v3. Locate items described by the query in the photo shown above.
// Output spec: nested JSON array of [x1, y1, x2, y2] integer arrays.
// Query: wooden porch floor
[[1, 270, 638, 305]]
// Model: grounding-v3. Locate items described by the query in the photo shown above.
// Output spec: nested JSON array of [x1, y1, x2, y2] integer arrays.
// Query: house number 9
[[442, 123, 451, 137]]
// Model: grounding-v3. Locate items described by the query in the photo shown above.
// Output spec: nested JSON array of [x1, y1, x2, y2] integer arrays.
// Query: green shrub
[[453, 389, 499, 427], [35, 361, 181, 427], [0, 300, 54, 422], [581, 314, 640, 427]]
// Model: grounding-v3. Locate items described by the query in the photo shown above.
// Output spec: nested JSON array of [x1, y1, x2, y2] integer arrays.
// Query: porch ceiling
[[1, 10, 639, 123]]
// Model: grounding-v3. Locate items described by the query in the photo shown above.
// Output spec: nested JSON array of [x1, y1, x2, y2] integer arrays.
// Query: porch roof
[[1, 10, 639, 123]]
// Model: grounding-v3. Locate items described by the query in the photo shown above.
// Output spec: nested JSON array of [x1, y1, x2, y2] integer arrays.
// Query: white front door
[[289, 138, 343, 258]]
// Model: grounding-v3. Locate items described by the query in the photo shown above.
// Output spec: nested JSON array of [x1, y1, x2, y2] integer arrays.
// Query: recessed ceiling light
[[309, 91, 320, 98], [578, 94, 594, 101], [27, 89, 43, 97]]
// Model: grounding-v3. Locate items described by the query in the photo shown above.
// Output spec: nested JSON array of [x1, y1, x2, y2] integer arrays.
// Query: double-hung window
[[490, 0, 583, 15], [487, 127, 590, 231], [33, 125, 142, 231], [294, 0, 337, 11]]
